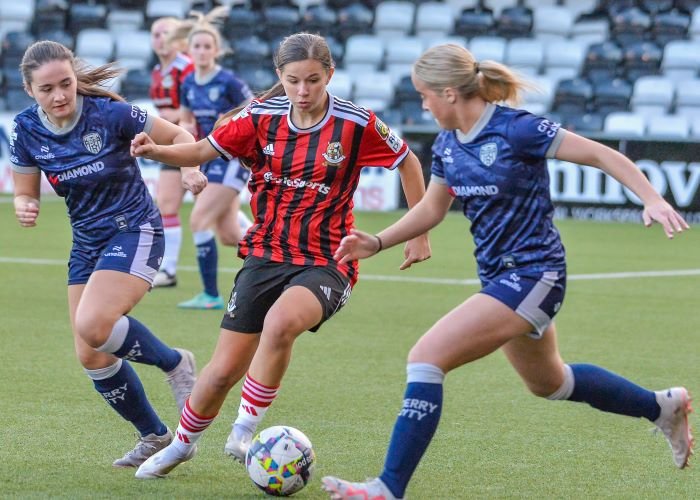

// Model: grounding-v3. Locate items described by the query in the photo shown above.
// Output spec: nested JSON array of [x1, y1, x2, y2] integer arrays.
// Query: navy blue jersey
[[181, 66, 253, 139], [9, 95, 160, 249], [431, 104, 567, 281]]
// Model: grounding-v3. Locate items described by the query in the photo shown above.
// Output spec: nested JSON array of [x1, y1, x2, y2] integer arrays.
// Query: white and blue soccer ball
[[245, 425, 315, 496]]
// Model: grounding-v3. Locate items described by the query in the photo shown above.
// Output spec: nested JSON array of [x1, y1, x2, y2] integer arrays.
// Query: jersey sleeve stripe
[[387, 147, 409, 170], [143, 113, 155, 135], [545, 128, 566, 159], [206, 135, 233, 160]]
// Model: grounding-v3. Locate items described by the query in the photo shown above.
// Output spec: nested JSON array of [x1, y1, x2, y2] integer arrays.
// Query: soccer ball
[[245, 425, 315, 496]]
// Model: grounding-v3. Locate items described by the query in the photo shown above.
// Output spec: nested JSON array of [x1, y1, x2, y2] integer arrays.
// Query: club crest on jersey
[[83, 132, 103, 155], [375, 118, 390, 140], [209, 86, 220, 102], [322, 142, 346, 167], [479, 142, 498, 167]]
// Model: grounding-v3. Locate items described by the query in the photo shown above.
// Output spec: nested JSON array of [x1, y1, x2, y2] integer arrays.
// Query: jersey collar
[[37, 94, 84, 135], [455, 102, 496, 144]]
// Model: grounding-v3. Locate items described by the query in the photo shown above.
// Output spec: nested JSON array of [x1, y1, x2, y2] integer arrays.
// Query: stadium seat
[[661, 40, 700, 80], [468, 36, 506, 63], [646, 114, 689, 138], [443, 0, 480, 17], [75, 29, 114, 62], [302, 4, 337, 38], [3, 66, 24, 90], [677, 0, 700, 14], [0, 0, 35, 39], [563, 112, 605, 133], [5, 88, 35, 112], [593, 78, 632, 116], [352, 70, 394, 112], [638, 0, 674, 16], [690, 6, 700, 39], [454, 7, 495, 39], [496, 6, 533, 40], [394, 74, 419, 104], [327, 69, 353, 100], [33, 0, 68, 34], [533, 6, 573, 42], [553, 77, 593, 114], [325, 35, 345, 65], [146, 0, 189, 25], [1, 31, 36, 70], [582, 41, 623, 84], [623, 41, 662, 81], [504, 37, 543, 76], [373, 1, 415, 42], [336, 2, 374, 41], [115, 30, 152, 71], [604, 111, 646, 137], [385, 36, 423, 84], [610, 6, 651, 46], [34, 29, 74, 51], [414, 3, 454, 43], [422, 35, 468, 50], [68, 3, 108, 35], [289, 0, 320, 14], [690, 115, 700, 137], [652, 9, 691, 46], [519, 75, 555, 115], [482, 0, 517, 18], [122, 68, 153, 101], [631, 75, 675, 116], [262, 5, 301, 41], [602, 0, 637, 17], [398, 100, 430, 125], [675, 79, 700, 108], [571, 18, 610, 46], [543, 39, 587, 83], [107, 9, 145, 34], [236, 66, 277, 93], [230, 35, 271, 71], [225, 7, 262, 40], [343, 34, 384, 73], [562, 0, 598, 20]]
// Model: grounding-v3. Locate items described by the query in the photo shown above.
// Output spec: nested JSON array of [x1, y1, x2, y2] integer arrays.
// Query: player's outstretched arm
[[335, 182, 452, 265], [397, 151, 432, 270], [555, 132, 689, 239], [12, 171, 41, 228], [131, 125, 218, 170]]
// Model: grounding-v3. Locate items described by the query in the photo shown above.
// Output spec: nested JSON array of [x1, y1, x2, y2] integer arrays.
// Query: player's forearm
[[149, 142, 208, 168], [397, 151, 426, 208]]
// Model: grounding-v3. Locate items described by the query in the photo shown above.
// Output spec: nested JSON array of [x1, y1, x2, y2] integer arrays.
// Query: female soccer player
[[149, 16, 194, 288], [131, 32, 431, 478], [322, 44, 694, 500], [175, 10, 254, 310], [10, 40, 206, 467]]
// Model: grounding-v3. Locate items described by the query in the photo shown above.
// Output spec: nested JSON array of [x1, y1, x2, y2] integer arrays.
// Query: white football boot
[[321, 476, 403, 500], [224, 423, 253, 462], [135, 442, 198, 479], [654, 387, 694, 468]]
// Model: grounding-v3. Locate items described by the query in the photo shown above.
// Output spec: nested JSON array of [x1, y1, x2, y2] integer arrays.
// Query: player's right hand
[[15, 200, 39, 227], [182, 169, 208, 195], [130, 132, 158, 158], [334, 229, 382, 264]]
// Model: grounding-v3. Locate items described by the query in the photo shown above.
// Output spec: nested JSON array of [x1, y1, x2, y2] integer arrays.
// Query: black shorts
[[221, 256, 352, 334]]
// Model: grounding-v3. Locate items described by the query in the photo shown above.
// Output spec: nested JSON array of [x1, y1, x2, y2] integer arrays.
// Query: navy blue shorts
[[201, 157, 250, 192], [221, 256, 352, 334], [480, 268, 566, 338], [68, 222, 164, 286]]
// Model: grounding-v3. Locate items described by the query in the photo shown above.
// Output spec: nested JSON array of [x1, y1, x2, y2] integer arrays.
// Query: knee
[[218, 230, 239, 247], [74, 311, 115, 348], [204, 363, 240, 394], [261, 316, 304, 351], [529, 364, 574, 400]]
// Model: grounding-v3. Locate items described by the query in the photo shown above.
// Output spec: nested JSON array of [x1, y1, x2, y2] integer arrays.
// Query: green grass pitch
[[0, 198, 698, 498]]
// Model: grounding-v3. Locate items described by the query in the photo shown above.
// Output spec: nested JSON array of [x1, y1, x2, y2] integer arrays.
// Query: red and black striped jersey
[[208, 94, 410, 286], [149, 53, 194, 109]]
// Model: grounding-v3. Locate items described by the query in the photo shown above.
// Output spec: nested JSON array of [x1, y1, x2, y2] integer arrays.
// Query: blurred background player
[[149, 16, 194, 288], [129, 32, 431, 479], [322, 44, 693, 500], [10, 41, 206, 467], [176, 8, 254, 310]]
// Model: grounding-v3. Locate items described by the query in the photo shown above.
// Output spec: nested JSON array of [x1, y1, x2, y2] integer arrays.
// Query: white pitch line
[[0, 256, 698, 286]]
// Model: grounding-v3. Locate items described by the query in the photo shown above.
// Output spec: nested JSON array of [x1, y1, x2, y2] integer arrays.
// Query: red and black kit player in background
[[149, 16, 195, 287], [130, 32, 432, 478]]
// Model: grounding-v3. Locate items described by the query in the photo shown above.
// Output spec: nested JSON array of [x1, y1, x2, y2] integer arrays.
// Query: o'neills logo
[[47, 161, 105, 185], [322, 141, 346, 167]]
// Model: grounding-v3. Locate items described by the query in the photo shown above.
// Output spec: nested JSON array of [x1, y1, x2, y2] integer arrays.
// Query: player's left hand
[[401, 233, 431, 270], [642, 199, 689, 239], [182, 169, 207, 195]]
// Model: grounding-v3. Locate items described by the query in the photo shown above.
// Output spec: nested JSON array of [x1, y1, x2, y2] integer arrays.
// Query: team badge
[[83, 132, 103, 155], [479, 142, 498, 167], [227, 291, 237, 318], [322, 142, 346, 167], [161, 75, 173, 89], [375, 118, 390, 140], [209, 86, 220, 102]]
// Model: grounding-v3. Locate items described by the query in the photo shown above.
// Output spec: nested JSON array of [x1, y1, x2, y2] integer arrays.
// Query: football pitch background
[[0, 198, 698, 498]]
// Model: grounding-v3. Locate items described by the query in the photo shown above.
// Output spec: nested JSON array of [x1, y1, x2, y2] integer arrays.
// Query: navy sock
[[98, 316, 180, 372], [194, 231, 218, 297], [380, 363, 444, 499], [569, 363, 660, 421], [87, 360, 167, 437]]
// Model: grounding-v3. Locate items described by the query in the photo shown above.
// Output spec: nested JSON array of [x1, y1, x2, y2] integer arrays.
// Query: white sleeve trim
[[207, 135, 233, 160], [545, 128, 566, 159], [11, 164, 40, 174], [430, 173, 447, 184]]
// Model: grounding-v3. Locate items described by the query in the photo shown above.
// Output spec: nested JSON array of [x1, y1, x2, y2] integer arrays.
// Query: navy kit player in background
[[176, 9, 254, 310], [10, 41, 206, 467], [130, 32, 431, 479], [323, 44, 693, 499], [149, 16, 195, 288]]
